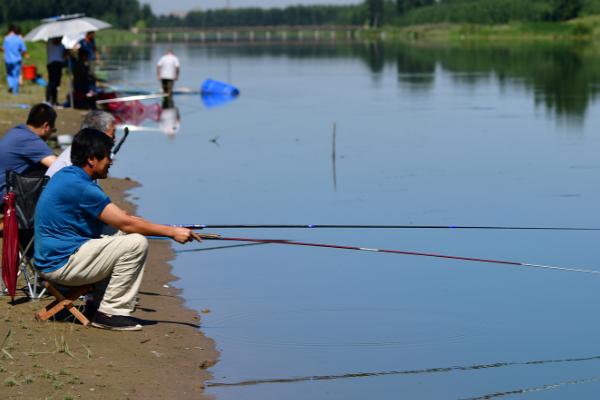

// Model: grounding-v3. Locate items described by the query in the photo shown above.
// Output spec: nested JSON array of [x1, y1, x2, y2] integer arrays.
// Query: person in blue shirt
[[0, 103, 57, 231], [34, 129, 201, 331], [78, 31, 99, 62], [2, 24, 28, 94]]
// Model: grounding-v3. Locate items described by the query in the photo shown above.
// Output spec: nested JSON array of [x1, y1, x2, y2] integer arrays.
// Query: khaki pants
[[43, 233, 148, 316]]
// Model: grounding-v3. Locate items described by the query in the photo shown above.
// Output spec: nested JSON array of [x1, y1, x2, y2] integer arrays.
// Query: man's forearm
[[99, 203, 200, 243], [119, 216, 176, 238]]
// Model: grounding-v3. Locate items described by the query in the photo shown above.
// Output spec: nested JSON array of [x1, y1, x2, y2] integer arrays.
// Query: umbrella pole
[[69, 75, 74, 109], [67, 56, 74, 108]]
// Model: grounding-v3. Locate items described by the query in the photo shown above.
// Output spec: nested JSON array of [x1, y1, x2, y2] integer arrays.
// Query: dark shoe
[[91, 311, 142, 331]]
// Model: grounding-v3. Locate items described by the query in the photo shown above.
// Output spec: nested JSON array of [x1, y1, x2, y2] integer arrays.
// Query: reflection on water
[[209, 353, 600, 387], [159, 96, 181, 136], [107, 40, 600, 122], [463, 375, 600, 400], [108, 39, 600, 399]]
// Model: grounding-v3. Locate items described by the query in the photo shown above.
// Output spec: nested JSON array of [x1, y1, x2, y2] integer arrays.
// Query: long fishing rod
[[195, 233, 600, 275], [177, 224, 600, 231]]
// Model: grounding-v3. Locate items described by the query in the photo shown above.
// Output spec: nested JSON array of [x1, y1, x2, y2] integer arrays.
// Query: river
[[108, 39, 600, 399]]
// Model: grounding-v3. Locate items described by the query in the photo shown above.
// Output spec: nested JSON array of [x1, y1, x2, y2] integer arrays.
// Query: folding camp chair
[[35, 281, 92, 326], [5, 170, 49, 299]]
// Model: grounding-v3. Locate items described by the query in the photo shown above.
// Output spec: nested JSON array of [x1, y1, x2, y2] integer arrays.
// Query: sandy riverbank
[[1, 93, 219, 399]]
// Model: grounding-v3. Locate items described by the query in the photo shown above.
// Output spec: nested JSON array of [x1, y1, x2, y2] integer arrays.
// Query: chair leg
[[35, 282, 92, 327], [19, 258, 46, 299]]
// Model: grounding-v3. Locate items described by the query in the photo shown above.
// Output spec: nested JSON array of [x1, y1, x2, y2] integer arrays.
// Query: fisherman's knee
[[126, 233, 149, 255]]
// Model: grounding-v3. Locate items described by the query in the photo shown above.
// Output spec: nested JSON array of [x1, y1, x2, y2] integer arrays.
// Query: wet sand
[[1, 99, 219, 399]]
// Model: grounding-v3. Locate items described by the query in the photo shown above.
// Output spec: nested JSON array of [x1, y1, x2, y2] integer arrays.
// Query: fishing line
[[175, 242, 268, 253]]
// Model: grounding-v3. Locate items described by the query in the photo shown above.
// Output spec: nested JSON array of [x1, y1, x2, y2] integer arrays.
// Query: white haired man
[[46, 110, 116, 178]]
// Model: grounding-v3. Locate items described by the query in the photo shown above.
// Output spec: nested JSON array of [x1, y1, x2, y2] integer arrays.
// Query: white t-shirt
[[158, 108, 180, 136], [45, 146, 71, 177], [157, 53, 180, 80]]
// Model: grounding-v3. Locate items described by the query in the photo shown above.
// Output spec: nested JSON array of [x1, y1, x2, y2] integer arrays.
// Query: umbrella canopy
[[24, 14, 111, 42], [2, 192, 20, 301]]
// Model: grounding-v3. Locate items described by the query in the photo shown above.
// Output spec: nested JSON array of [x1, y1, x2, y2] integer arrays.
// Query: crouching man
[[34, 128, 201, 331]]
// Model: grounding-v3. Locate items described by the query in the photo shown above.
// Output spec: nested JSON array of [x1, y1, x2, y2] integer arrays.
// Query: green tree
[[366, 0, 384, 27], [396, 0, 435, 15], [547, 0, 583, 21]]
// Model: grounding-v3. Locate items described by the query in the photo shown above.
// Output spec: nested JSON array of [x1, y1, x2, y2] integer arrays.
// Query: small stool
[[35, 281, 93, 327]]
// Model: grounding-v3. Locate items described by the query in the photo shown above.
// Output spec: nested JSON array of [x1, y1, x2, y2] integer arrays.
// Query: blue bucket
[[201, 93, 238, 109], [201, 79, 240, 96]]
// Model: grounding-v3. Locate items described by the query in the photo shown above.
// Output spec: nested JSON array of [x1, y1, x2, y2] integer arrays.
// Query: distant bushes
[[152, 0, 594, 29], [153, 5, 366, 28], [397, 0, 586, 25], [2, 0, 599, 32], [0, 0, 153, 30], [398, 0, 549, 25]]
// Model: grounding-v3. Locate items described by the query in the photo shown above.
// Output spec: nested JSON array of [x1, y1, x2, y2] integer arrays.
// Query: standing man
[[45, 37, 66, 105], [156, 49, 180, 96], [78, 31, 99, 62], [0, 103, 58, 195], [46, 110, 115, 178], [2, 24, 28, 94], [35, 129, 201, 331]]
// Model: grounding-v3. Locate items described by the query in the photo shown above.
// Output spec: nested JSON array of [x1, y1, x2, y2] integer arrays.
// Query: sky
[[144, 0, 361, 15]]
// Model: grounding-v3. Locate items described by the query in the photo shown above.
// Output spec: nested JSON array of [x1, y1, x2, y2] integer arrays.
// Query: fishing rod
[[96, 93, 167, 105], [176, 224, 600, 232], [112, 127, 129, 156], [194, 233, 600, 275]]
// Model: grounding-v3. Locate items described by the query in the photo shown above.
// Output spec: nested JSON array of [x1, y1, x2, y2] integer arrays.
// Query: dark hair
[[7, 24, 16, 34], [71, 128, 113, 167], [13, 25, 21, 35], [26, 103, 57, 128]]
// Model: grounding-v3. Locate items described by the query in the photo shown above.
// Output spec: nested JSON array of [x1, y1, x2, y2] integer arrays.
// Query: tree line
[[2, 0, 600, 32], [150, 5, 367, 28], [151, 0, 600, 28], [0, 0, 152, 30]]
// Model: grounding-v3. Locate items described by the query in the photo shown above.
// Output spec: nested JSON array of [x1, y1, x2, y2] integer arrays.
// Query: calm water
[[108, 40, 600, 399]]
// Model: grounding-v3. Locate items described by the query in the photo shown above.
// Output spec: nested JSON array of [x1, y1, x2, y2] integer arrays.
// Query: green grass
[[97, 28, 140, 45]]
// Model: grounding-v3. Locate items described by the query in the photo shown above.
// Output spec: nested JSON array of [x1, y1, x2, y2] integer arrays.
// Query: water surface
[[109, 40, 600, 399]]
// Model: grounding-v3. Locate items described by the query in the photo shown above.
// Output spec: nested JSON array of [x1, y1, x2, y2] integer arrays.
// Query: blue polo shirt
[[3, 34, 26, 63], [78, 38, 96, 61], [0, 124, 53, 194], [34, 165, 111, 273]]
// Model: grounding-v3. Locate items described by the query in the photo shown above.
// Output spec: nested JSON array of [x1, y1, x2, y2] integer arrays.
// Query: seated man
[[0, 103, 58, 230], [34, 128, 201, 331], [46, 110, 116, 178]]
